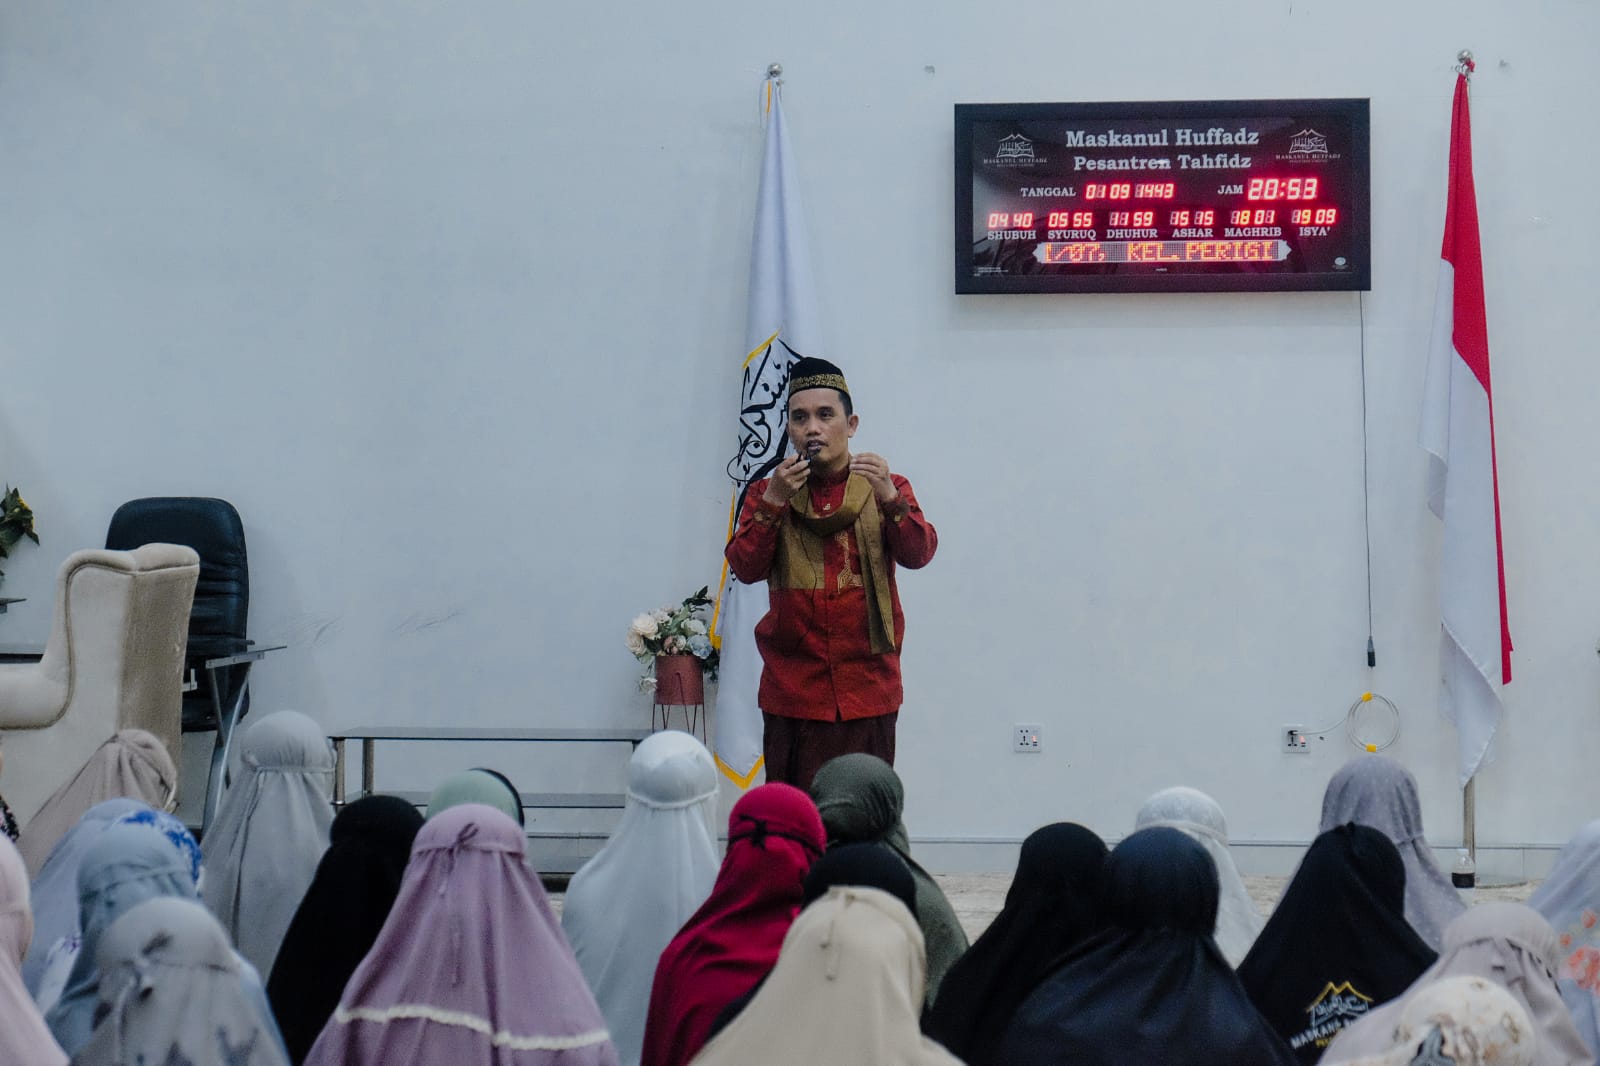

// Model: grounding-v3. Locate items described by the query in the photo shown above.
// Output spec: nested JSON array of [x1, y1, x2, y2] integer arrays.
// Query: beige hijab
[[688, 887, 962, 1066], [1323, 976, 1535, 1066], [16, 730, 176, 875], [0, 834, 69, 1065], [1322, 902, 1589, 1065]]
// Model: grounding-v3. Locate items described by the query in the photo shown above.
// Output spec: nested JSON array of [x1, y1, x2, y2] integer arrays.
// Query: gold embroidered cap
[[787, 356, 849, 398]]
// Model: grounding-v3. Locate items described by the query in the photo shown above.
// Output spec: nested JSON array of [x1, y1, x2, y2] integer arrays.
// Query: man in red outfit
[[724, 357, 938, 789]]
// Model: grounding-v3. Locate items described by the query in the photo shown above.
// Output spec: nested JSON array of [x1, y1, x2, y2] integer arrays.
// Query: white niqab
[[200, 710, 334, 976], [1135, 786, 1263, 966], [562, 730, 719, 1066]]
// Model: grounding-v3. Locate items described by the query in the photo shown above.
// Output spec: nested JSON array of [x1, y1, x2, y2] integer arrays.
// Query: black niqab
[[999, 826, 1296, 1066], [267, 794, 424, 1063], [1238, 822, 1438, 1064], [924, 822, 1107, 1065]]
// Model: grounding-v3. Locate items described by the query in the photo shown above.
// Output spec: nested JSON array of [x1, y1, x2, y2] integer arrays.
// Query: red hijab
[[639, 783, 823, 1066]]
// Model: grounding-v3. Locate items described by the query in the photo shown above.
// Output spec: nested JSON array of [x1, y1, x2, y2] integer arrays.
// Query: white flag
[[711, 78, 825, 787], [1421, 64, 1512, 787]]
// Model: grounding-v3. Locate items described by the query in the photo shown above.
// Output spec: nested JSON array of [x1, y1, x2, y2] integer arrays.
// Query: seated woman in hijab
[[808, 753, 968, 1007], [689, 885, 962, 1066], [1321, 976, 1536, 1066], [703, 843, 921, 1042], [0, 834, 68, 1066], [73, 897, 289, 1066], [304, 803, 618, 1065], [640, 783, 824, 1066], [1238, 823, 1437, 1063], [22, 798, 145, 998], [1135, 786, 1263, 966], [268, 794, 425, 1064], [924, 822, 1107, 1066], [1528, 818, 1600, 1058], [1000, 826, 1296, 1065], [563, 731, 721, 1066], [1323, 901, 1589, 1065], [203, 710, 336, 978], [426, 767, 525, 826], [17, 729, 176, 875], [1320, 755, 1464, 948]]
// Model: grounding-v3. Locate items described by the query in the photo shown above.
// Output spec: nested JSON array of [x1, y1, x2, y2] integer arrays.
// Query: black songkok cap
[[788, 356, 849, 398]]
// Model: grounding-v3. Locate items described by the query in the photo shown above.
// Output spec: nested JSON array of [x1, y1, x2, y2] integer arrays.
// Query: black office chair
[[106, 497, 267, 834]]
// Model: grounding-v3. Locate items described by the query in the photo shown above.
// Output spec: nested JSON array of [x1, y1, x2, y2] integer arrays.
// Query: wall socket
[[1014, 724, 1042, 753], [1282, 725, 1310, 753]]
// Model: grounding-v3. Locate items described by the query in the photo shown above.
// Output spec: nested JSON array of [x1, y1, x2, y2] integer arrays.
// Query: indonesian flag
[[1421, 65, 1513, 787], [710, 77, 825, 787]]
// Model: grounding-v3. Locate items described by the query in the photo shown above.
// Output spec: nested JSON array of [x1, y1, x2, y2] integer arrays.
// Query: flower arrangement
[[627, 585, 719, 690], [0, 487, 39, 579]]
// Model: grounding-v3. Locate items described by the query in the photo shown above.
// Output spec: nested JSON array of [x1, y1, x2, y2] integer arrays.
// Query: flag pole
[[1456, 46, 1477, 863]]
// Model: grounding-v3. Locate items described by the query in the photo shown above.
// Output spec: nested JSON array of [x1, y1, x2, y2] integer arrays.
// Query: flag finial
[[767, 62, 783, 80], [1455, 49, 1475, 76]]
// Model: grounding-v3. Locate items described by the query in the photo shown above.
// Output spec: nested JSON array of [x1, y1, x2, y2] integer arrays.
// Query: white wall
[[2, 1, 1596, 869]]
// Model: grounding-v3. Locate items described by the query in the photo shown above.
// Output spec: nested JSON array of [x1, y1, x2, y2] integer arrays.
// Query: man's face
[[786, 388, 857, 470]]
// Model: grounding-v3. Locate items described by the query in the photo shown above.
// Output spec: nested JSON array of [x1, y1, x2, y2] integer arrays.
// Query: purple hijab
[[303, 804, 619, 1066]]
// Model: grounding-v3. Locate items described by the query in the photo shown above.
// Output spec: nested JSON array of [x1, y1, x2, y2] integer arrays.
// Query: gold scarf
[[770, 474, 896, 654]]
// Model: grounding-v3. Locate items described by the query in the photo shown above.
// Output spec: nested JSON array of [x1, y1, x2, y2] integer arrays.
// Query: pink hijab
[[0, 834, 68, 1065], [304, 803, 618, 1065]]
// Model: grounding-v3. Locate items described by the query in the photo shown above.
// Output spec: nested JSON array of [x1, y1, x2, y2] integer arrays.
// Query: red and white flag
[[1420, 63, 1513, 787]]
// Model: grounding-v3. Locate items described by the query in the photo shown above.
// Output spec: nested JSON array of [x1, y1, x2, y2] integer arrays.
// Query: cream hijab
[[1322, 902, 1589, 1065], [688, 887, 963, 1066], [17, 731, 176, 876], [1135, 786, 1263, 966], [1322, 976, 1536, 1066], [0, 834, 68, 1065]]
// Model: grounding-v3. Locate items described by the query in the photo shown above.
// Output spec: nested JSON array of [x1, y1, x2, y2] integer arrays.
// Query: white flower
[[625, 631, 647, 656], [630, 613, 659, 639], [684, 618, 707, 636], [652, 608, 671, 625]]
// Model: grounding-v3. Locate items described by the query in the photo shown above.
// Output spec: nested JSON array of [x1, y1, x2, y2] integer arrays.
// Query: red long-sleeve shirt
[[724, 467, 936, 721]]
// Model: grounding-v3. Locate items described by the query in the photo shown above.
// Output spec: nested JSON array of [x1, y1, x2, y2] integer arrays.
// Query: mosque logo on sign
[[985, 133, 1044, 167], [1288, 981, 1374, 1052], [1276, 128, 1340, 164]]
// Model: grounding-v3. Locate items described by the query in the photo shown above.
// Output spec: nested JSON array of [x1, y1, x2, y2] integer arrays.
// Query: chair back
[[107, 498, 249, 729]]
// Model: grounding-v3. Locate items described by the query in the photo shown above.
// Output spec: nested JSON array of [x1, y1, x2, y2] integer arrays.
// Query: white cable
[[1298, 692, 1401, 752]]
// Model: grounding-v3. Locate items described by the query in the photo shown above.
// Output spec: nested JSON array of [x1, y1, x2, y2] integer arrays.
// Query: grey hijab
[[201, 710, 335, 977], [809, 754, 969, 1007], [1319, 756, 1465, 948], [72, 896, 289, 1066], [44, 823, 197, 1056]]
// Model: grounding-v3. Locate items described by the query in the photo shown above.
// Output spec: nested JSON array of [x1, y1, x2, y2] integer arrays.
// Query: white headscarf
[[562, 731, 719, 1066], [1320, 755, 1465, 948], [1323, 902, 1590, 1066], [1322, 976, 1535, 1066], [688, 887, 963, 1066], [1529, 817, 1600, 1058], [200, 710, 334, 976], [1134, 786, 1263, 965], [0, 834, 68, 1065]]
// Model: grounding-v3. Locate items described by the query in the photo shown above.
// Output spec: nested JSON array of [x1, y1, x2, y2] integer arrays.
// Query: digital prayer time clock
[[955, 98, 1370, 294]]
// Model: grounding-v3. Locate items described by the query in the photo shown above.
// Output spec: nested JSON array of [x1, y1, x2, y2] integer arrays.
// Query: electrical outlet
[[1014, 724, 1042, 753], [1282, 725, 1309, 753]]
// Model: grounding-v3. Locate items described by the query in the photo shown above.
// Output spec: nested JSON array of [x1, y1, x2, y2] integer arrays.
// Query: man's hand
[[762, 454, 812, 506], [850, 452, 898, 503]]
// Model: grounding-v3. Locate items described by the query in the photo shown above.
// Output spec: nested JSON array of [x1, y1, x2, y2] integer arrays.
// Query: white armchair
[[0, 544, 199, 823]]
